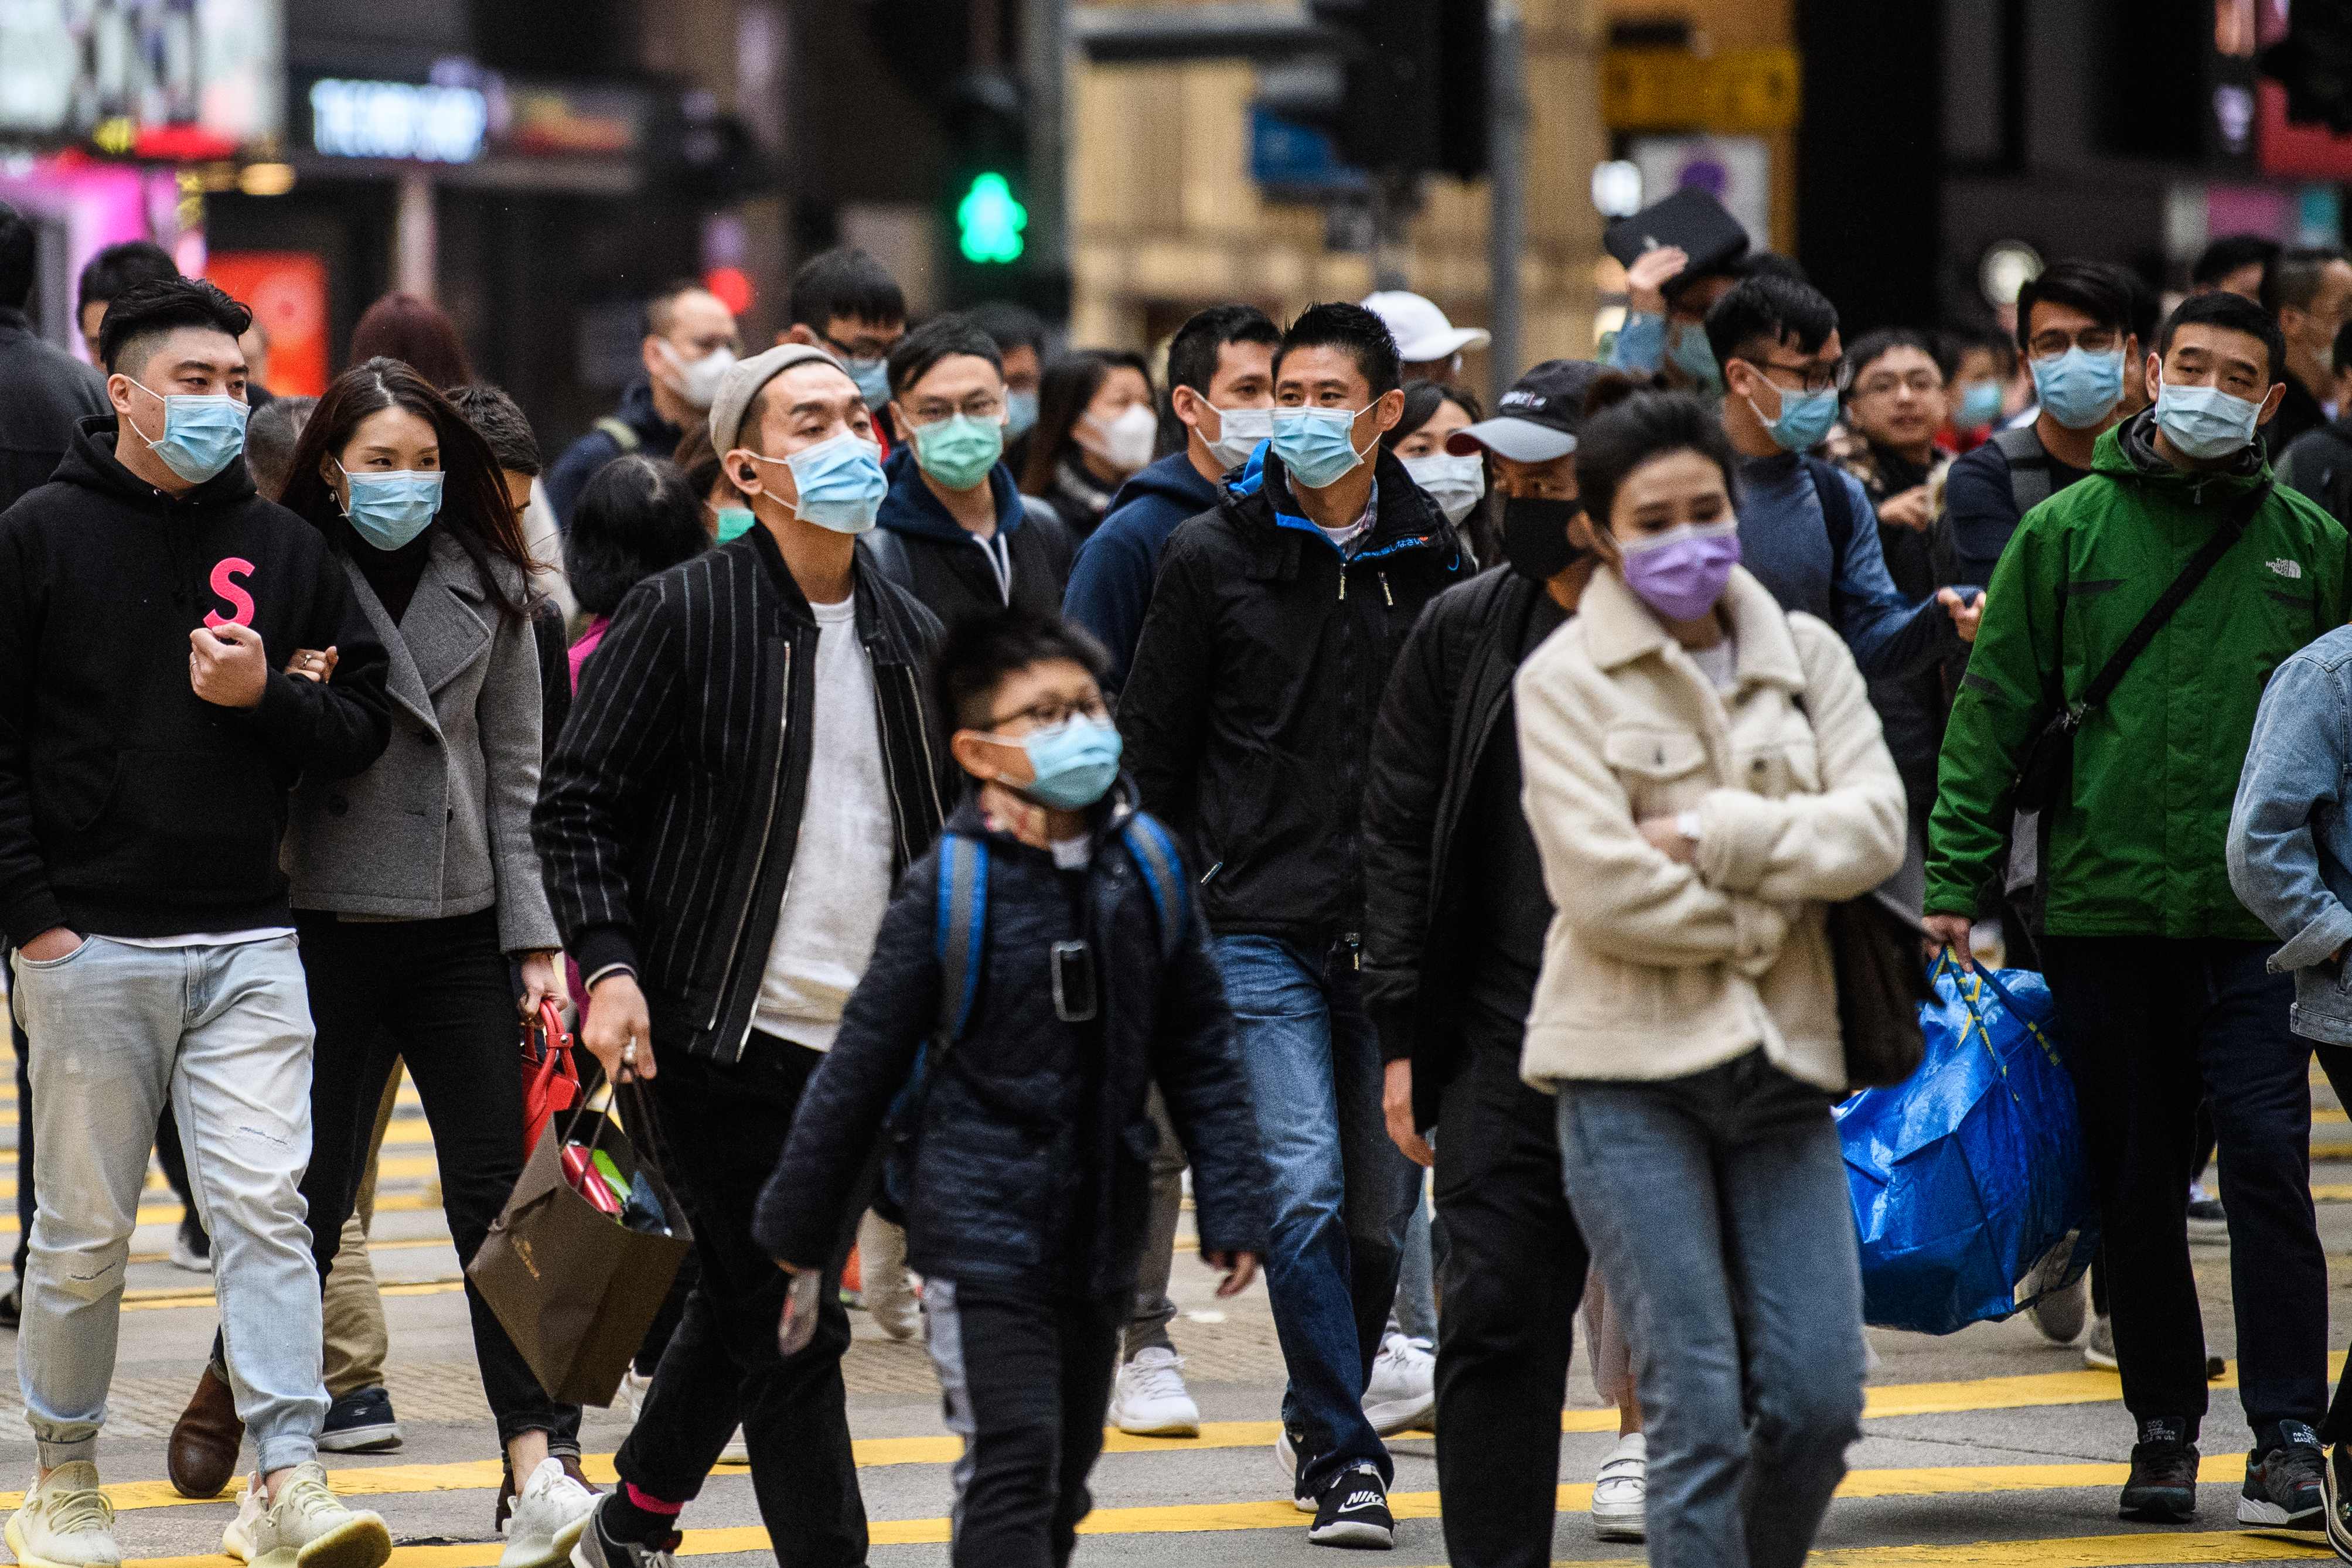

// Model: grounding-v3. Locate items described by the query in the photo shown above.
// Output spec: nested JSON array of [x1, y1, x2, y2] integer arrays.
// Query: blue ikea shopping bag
[[1834, 961, 2099, 1335]]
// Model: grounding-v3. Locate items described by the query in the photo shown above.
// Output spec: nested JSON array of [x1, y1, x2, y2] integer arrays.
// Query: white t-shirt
[[1690, 636, 1738, 692], [753, 596, 898, 1052]]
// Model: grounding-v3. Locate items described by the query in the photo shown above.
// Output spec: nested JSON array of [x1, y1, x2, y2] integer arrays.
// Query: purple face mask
[[1617, 520, 1741, 622]]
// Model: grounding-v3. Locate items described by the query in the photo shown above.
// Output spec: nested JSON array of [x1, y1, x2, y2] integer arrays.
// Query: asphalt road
[[4, 1074, 2349, 1568]]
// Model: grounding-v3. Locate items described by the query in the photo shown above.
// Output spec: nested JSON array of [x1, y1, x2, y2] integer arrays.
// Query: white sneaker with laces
[[500, 1457, 597, 1568], [618, 1371, 651, 1424], [1591, 1433, 1647, 1542], [221, 1481, 265, 1563], [7, 1462, 121, 1568], [1362, 1331, 1436, 1436], [1110, 1347, 1201, 1437], [243, 1461, 390, 1568]]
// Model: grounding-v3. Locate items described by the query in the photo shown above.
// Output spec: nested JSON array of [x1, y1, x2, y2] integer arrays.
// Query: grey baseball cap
[[709, 342, 856, 455]]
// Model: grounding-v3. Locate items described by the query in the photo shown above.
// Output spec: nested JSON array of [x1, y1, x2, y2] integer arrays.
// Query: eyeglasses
[[1851, 370, 1944, 399], [823, 330, 899, 362], [909, 394, 1005, 422], [986, 693, 1110, 732], [2027, 328, 2121, 359], [1743, 356, 1850, 395]]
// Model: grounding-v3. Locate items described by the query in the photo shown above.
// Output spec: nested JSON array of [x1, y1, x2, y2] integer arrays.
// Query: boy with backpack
[[754, 607, 1267, 1568]]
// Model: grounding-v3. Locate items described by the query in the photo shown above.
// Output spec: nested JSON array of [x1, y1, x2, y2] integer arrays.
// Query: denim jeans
[[11, 935, 326, 1473], [1556, 1051, 1864, 1568], [1212, 934, 1420, 1490]]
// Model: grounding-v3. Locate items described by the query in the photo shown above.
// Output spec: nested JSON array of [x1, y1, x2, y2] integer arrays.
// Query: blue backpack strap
[[1120, 813, 1189, 963], [933, 834, 988, 1042]]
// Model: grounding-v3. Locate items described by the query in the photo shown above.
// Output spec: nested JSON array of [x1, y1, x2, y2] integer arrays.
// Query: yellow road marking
[[0, 1192, 438, 1238]]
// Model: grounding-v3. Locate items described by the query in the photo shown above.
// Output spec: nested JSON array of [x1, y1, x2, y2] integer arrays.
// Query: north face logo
[[2268, 558, 2304, 580]]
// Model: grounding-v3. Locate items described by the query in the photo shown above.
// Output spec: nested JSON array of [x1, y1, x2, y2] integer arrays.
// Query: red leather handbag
[[521, 997, 581, 1158]]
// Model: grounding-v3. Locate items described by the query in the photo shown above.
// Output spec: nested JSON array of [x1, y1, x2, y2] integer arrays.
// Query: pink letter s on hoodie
[[204, 557, 255, 630]]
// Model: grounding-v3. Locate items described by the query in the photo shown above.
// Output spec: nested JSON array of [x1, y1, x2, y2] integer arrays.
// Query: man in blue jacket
[[1065, 305, 1279, 692]]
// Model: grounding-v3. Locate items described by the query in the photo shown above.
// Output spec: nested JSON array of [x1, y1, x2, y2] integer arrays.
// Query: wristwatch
[[1675, 810, 1703, 846]]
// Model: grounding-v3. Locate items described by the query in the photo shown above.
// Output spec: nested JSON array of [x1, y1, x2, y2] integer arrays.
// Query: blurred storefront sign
[[1627, 135, 1768, 251], [1601, 49, 1799, 135], [0, 0, 282, 155], [206, 250, 329, 395], [295, 67, 646, 180]]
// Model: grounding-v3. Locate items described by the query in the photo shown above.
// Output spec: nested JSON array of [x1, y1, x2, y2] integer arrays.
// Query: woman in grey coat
[[189, 359, 596, 1567]]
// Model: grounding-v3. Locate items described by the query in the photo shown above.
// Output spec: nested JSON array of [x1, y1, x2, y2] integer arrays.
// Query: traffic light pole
[[1485, 0, 1526, 409], [1023, 0, 1071, 287]]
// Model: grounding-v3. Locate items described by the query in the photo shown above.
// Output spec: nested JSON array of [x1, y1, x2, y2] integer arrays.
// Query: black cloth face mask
[[1501, 495, 1591, 584]]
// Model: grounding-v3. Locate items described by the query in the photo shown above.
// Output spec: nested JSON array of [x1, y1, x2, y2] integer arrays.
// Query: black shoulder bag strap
[[1803, 456, 1859, 634], [2012, 478, 2273, 816]]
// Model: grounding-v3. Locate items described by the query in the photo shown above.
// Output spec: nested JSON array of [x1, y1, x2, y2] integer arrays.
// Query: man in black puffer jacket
[[759, 609, 1264, 1568]]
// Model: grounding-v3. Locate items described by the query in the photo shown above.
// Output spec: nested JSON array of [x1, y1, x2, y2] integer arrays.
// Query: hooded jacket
[[0, 308, 107, 515], [1928, 413, 2350, 939], [755, 788, 1267, 1295], [1063, 449, 1223, 693], [864, 447, 1076, 627], [0, 417, 393, 946], [1119, 446, 1471, 948], [543, 380, 681, 529]]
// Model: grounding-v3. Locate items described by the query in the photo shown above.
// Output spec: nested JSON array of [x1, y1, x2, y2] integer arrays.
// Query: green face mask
[[714, 506, 758, 543], [911, 412, 1004, 491]]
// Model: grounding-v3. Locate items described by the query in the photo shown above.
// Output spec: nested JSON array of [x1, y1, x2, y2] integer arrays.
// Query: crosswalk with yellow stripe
[[2, 1078, 2348, 1565]]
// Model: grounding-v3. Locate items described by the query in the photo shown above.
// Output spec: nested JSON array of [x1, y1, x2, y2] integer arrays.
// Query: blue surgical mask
[[125, 379, 248, 484], [1005, 389, 1041, 441], [1956, 379, 2005, 428], [845, 356, 892, 411], [1745, 378, 1840, 454], [2154, 375, 2265, 461], [1270, 405, 1371, 489], [1010, 715, 1123, 810], [336, 465, 444, 550], [744, 431, 888, 535], [1669, 324, 1723, 394], [714, 506, 757, 543], [2030, 347, 2125, 430]]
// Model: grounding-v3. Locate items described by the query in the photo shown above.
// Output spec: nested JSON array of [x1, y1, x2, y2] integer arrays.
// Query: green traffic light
[[957, 171, 1028, 264]]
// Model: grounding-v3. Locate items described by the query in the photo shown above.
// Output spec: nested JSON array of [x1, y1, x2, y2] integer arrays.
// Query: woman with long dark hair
[[1018, 348, 1157, 539], [192, 357, 595, 1563]]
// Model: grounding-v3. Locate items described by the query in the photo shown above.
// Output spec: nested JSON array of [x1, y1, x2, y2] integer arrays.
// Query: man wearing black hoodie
[[0, 278, 391, 1567], [1064, 304, 1280, 695], [1120, 302, 1470, 1547], [865, 314, 1074, 626]]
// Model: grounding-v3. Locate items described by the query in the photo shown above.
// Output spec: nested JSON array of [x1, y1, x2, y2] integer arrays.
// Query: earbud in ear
[[739, 467, 757, 485]]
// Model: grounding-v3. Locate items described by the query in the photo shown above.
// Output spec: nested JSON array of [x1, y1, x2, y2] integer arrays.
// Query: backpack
[[874, 814, 1191, 1222], [592, 416, 642, 455], [1991, 424, 2057, 517]]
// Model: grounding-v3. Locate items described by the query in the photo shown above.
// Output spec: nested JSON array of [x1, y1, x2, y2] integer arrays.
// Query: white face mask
[[1082, 403, 1158, 473], [1200, 404, 1272, 471], [1400, 451, 1487, 526], [659, 340, 737, 412]]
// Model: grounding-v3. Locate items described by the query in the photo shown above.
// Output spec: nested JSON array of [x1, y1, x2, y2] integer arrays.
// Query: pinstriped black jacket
[[533, 524, 956, 1065]]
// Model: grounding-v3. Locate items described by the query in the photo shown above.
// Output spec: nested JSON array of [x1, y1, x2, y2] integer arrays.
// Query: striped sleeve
[[532, 570, 688, 980]]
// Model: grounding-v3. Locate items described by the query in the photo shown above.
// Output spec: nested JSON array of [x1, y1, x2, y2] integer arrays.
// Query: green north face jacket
[[1925, 416, 2350, 939]]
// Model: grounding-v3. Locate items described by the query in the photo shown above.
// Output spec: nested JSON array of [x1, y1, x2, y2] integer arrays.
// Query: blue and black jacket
[[1117, 444, 1469, 950]]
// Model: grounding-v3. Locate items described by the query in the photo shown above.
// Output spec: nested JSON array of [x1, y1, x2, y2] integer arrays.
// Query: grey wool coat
[[283, 531, 560, 953]]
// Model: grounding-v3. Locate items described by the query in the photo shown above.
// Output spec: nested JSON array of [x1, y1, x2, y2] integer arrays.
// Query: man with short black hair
[[0, 276, 393, 1568], [2262, 246, 2352, 456], [2194, 233, 2281, 301], [545, 281, 738, 529], [1120, 301, 1470, 1548], [969, 300, 1048, 445], [73, 239, 177, 364], [1944, 260, 2142, 587], [868, 313, 1073, 626], [1703, 274, 1978, 676], [1928, 289, 2349, 1528], [1065, 304, 1281, 691], [781, 247, 908, 423]]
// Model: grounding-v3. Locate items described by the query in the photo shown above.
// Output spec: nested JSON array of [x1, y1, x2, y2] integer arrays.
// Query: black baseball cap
[[1448, 359, 1600, 463]]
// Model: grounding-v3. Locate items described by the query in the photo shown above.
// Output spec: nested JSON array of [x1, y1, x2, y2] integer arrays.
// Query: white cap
[[1360, 290, 1491, 365]]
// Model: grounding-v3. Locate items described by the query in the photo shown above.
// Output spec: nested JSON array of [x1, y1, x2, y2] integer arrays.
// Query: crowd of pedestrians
[[10, 183, 2352, 1568]]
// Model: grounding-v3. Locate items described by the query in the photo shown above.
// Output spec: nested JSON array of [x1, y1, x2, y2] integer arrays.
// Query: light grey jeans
[[11, 934, 325, 1472]]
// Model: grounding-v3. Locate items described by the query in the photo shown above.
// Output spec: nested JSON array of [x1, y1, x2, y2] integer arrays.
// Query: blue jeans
[[1214, 934, 1420, 1490], [1556, 1051, 1864, 1568]]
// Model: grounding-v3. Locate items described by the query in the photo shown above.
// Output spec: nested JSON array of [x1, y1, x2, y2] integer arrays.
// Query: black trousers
[[2041, 936, 2325, 1443], [1431, 1022, 1588, 1568], [209, 910, 571, 1447], [926, 1277, 1124, 1568], [616, 1035, 868, 1568]]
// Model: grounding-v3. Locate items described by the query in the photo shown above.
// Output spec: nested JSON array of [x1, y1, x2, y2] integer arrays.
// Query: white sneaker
[[618, 1371, 652, 1424], [7, 1463, 120, 1568], [1362, 1331, 1436, 1436], [222, 1481, 265, 1563], [1591, 1433, 1647, 1542], [719, 1429, 748, 1465], [241, 1461, 391, 1568], [1110, 1347, 1201, 1437], [500, 1458, 596, 1568]]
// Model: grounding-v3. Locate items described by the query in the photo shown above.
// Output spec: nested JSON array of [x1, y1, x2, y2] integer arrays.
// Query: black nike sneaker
[[2121, 1417, 2201, 1522], [1307, 1461, 1394, 1550], [2241, 1421, 2326, 1529]]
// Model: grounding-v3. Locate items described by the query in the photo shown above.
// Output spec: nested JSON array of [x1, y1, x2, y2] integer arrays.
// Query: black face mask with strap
[[1501, 495, 1591, 584]]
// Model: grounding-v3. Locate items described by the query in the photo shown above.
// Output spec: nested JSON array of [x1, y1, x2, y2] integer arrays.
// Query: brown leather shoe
[[167, 1364, 243, 1498]]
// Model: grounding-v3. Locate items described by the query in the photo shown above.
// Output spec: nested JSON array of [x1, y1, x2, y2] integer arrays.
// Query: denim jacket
[[2227, 625, 2352, 1044]]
